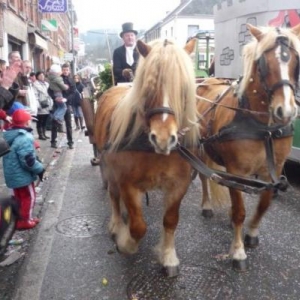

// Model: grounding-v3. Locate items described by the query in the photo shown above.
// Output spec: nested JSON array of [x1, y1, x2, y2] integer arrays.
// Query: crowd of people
[[0, 20, 137, 237], [0, 51, 86, 232]]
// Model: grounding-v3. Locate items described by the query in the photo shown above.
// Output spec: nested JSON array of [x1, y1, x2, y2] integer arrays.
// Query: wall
[[214, 0, 300, 78], [160, 16, 214, 46]]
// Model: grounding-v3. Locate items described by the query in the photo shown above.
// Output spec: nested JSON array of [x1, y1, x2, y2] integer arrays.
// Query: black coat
[[0, 83, 19, 110], [112, 45, 139, 85], [61, 75, 76, 106]]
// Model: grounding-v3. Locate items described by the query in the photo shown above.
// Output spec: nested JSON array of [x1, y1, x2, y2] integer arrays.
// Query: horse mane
[[238, 26, 300, 96], [109, 39, 200, 151]]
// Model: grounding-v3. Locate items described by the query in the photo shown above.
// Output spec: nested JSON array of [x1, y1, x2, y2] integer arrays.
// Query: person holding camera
[[33, 71, 53, 140]]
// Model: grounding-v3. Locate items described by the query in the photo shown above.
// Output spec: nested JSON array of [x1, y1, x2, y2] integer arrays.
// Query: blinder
[[257, 35, 300, 101]]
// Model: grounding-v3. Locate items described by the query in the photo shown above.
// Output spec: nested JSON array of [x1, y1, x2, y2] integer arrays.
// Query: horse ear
[[247, 23, 263, 41], [291, 23, 300, 37], [136, 40, 152, 58], [184, 38, 197, 54]]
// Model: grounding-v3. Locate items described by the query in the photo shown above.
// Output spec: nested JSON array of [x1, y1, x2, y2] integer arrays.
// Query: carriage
[[78, 21, 300, 277]]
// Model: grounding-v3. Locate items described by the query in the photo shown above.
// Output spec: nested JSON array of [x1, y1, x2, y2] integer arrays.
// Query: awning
[[28, 33, 48, 51]]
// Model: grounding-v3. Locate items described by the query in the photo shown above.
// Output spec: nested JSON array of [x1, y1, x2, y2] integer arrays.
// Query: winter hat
[[49, 64, 62, 73], [12, 109, 32, 127], [7, 102, 24, 116]]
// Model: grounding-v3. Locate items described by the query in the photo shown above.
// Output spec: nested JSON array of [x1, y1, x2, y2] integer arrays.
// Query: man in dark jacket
[[112, 22, 139, 85], [49, 63, 76, 149]]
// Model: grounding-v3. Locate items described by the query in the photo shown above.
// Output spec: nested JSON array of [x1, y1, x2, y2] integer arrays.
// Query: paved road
[[1, 130, 299, 300]]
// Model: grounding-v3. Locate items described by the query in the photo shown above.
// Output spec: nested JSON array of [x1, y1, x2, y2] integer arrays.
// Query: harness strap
[[264, 134, 288, 191], [176, 144, 275, 194]]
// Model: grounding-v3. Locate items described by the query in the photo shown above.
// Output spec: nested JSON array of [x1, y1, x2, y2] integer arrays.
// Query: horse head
[[240, 24, 300, 124], [132, 39, 199, 155]]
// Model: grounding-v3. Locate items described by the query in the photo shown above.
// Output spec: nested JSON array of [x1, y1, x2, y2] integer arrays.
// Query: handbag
[[40, 99, 49, 108], [72, 90, 82, 107]]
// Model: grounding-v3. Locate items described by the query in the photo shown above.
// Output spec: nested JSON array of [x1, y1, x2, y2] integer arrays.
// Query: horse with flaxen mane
[[196, 24, 300, 271], [93, 39, 200, 277]]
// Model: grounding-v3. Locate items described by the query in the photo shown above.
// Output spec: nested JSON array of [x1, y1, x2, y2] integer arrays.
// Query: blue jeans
[[53, 103, 67, 123]]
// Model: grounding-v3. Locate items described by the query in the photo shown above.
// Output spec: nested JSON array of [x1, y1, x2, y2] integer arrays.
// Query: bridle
[[145, 107, 175, 126], [257, 35, 299, 103]]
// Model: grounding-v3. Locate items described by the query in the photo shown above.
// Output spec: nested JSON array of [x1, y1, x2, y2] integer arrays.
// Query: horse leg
[[229, 188, 248, 272], [199, 173, 214, 218], [245, 189, 273, 248], [155, 188, 187, 277], [114, 187, 146, 255], [108, 183, 122, 240]]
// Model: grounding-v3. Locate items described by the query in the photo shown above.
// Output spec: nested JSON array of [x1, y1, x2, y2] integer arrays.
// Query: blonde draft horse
[[94, 39, 200, 277], [196, 23, 300, 271]]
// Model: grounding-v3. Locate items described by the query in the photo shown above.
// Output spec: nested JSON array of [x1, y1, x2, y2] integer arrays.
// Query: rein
[[176, 143, 288, 194]]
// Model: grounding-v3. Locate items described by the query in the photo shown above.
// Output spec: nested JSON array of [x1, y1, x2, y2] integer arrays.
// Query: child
[[2, 109, 44, 230], [47, 64, 69, 125]]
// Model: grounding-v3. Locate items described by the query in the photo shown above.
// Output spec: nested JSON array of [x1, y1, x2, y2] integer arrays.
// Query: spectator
[[15, 60, 39, 117], [48, 63, 75, 149], [47, 64, 68, 126], [33, 71, 53, 140], [112, 22, 139, 85], [8, 51, 21, 66], [29, 72, 36, 83], [0, 59, 6, 77], [73, 74, 85, 130], [2, 109, 44, 230], [0, 62, 21, 156]]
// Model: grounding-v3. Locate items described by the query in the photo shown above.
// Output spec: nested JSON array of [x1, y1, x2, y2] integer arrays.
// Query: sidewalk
[[0, 124, 88, 299]]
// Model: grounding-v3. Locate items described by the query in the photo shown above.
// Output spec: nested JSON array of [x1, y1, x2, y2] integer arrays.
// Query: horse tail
[[207, 159, 231, 208]]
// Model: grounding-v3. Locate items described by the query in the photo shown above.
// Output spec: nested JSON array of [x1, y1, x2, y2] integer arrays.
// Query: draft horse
[[93, 39, 200, 276], [196, 24, 300, 271]]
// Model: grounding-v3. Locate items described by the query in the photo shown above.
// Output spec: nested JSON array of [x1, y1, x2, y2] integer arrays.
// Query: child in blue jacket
[[2, 109, 44, 230]]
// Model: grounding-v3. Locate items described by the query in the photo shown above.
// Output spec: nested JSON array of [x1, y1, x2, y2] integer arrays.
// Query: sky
[[72, 0, 181, 33]]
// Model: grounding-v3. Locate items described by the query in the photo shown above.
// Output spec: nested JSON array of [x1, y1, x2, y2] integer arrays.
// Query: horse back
[[196, 78, 237, 136]]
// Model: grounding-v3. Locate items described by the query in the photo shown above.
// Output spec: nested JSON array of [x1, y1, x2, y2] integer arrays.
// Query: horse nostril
[[150, 133, 157, 145], [276, 106, 284, 119]]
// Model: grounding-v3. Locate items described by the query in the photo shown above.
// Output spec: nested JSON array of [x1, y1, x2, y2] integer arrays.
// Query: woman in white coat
[[33, 71, 53, 140]]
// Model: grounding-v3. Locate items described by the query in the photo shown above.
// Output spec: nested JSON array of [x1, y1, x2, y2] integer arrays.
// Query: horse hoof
[[232, 259, 248, 272], [244, 234, 259, 248], [162, 266, 180, 277], [202, 209, 214, 218]]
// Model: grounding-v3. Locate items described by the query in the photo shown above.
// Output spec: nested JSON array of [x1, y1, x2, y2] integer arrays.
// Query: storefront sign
[[38, 0, 68, 13]]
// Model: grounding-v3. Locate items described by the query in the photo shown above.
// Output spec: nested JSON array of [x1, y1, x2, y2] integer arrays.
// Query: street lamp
[[69, 0, 76, 74]]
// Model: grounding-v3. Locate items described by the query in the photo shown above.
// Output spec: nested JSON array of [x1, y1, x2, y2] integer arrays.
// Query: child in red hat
[[2, 109, 44, 230]]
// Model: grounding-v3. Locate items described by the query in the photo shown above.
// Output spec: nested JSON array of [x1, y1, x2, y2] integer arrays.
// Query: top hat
[[120, 22, 138, 37]]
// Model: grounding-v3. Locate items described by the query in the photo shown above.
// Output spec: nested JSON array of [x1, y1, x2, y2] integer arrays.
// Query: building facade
[[144, 0, 215, 47], [0, 0, 76, 71]]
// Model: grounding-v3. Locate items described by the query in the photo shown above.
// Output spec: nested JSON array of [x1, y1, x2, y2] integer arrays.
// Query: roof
[[162, 0, 218, 22]]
